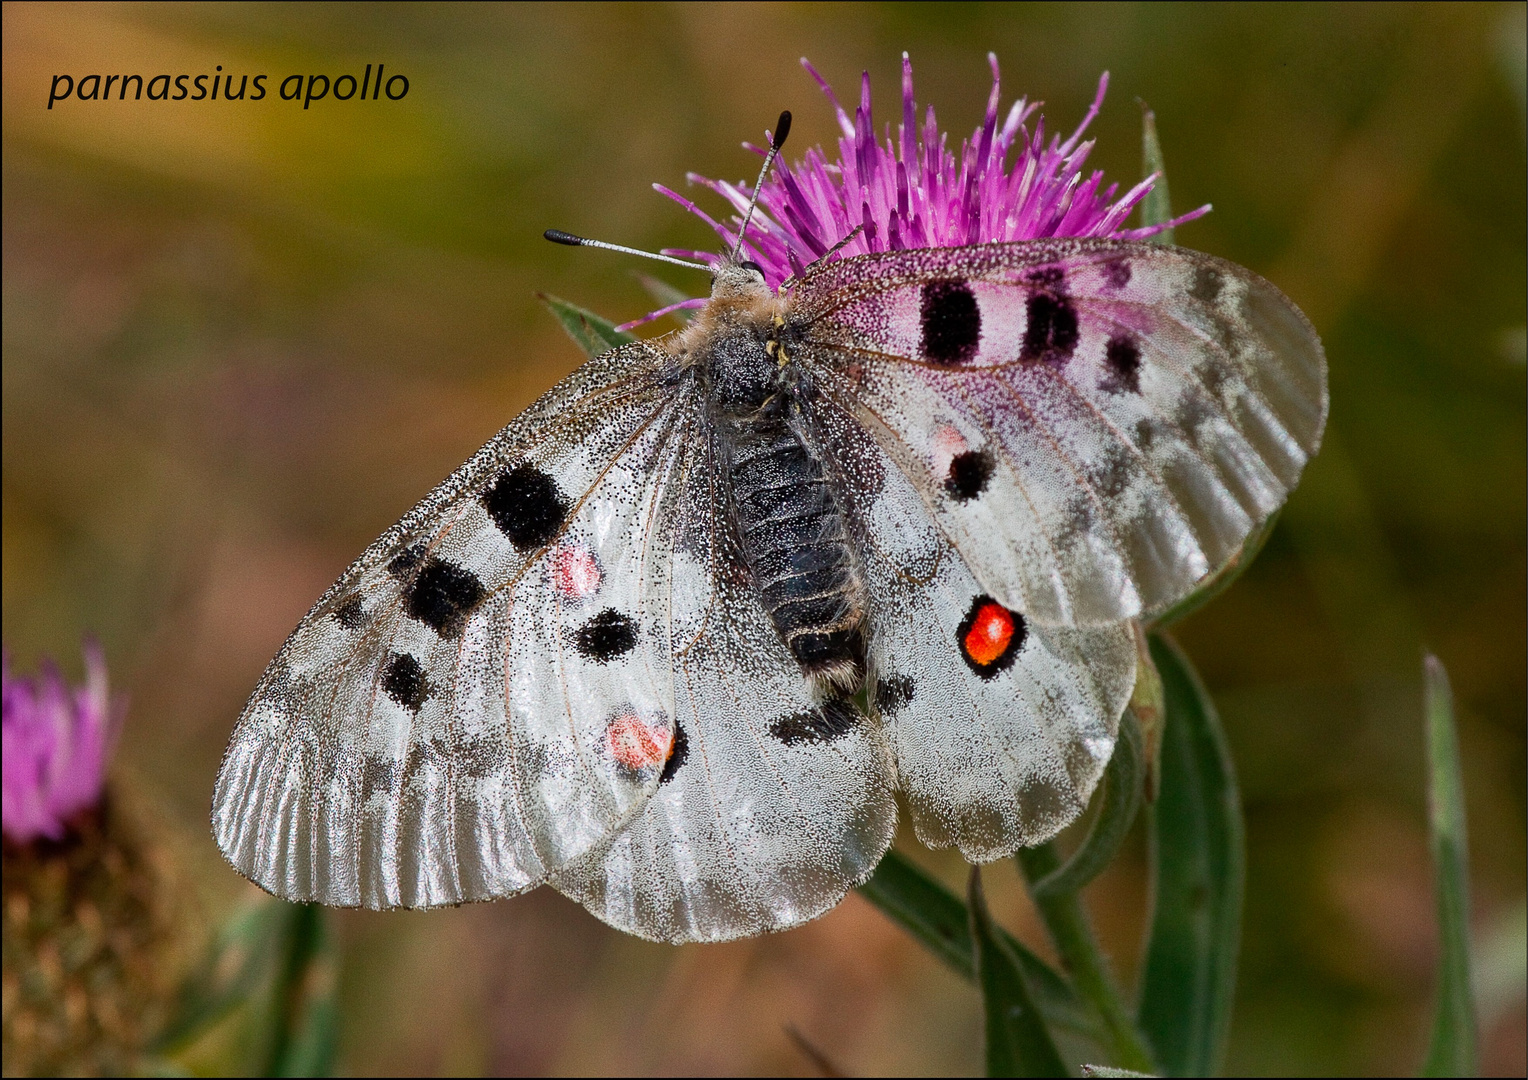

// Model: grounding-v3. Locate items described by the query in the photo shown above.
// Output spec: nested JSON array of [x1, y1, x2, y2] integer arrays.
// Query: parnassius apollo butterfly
[[212, 114, 1326, 944]]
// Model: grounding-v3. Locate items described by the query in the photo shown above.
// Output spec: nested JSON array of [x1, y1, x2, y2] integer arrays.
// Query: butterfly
[[212, 117, 1326, 944]]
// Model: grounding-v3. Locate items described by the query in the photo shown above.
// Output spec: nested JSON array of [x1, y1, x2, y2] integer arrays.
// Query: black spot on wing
[[1101, 258, 1132, 290], [332, 594, 366, 630], [874, 675, 915, 717], [1019, 292, 1080, 364], [402, 737, 444, 780], [1190, 264, 1224, 303], [659, 722, 688, 785], [388, 544, 426, 580], [1103, 335, 1142, 394], [919, 279, 981, 365], [361, 757, 398, 798], [381, 652, 429, 712], [405, 558, 485, 638], [447, 738, 502, 780], [574, 609, 638, 663], [945, 449, 995, 501], [483, 464, 569, 551], [1025, 265, 1066, 288], [768, 698, 861, 745]]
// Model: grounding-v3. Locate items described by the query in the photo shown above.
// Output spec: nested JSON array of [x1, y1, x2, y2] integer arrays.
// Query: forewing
[[795, 240, 1326, 625], [212, 343, 695, 908], [814, 394, 1135, 862], [551, 432, 898, 943]]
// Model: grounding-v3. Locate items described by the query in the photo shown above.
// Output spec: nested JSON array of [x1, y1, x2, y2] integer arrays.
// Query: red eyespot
[[957, 596, 1026, 678], [607, 712, 673, 771]]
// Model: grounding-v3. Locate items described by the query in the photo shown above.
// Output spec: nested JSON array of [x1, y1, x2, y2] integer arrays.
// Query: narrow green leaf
[[970, 868, 1071, 1078], [1139, 105, 1174, 244], [1150, 511, 1282, 630], [536, 292, 636, 357], [1018, 843, 1159, 1076], [1137, 633, 1245, 1077], [1031, 708, 1144, 898], [1128, 627, 1166, 803], [1472, 897, 1526, 1032], [858, 850, 1099, 1040], [1421, 654, 1478, 1077], [267, 903, 339, 1078], [154, 900, 288, 1053], [154, 899, 338, 1077], [858, 848, 973, 974]]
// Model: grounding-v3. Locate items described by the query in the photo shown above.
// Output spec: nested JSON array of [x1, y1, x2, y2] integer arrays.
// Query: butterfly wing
[[807, 395, 1135, 863], [212, 343, 699, 908], [794, 239, 1327, 626], [550, 429, 898, 943]]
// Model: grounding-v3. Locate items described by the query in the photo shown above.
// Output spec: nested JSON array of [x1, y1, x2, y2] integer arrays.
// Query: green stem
[[1018, 844, 1159, 1075]]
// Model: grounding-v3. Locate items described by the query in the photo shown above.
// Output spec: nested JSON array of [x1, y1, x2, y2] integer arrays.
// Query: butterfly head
[[708, 258, 770, 301]]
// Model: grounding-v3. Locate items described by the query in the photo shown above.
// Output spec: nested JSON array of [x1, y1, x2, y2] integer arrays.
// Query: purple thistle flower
[[656, 52, 1210, 295], [2, 638, 123, 844]]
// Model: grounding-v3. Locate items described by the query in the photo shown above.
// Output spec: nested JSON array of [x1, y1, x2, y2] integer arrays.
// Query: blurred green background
[[4, 2, 1524, 1075]]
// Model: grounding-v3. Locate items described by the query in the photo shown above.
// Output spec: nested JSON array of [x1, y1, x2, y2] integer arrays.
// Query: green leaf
[[969, 868, 1071, 1078], [1030, 709, 1145, 899], [1137, 633, 1245, 1077], [536, 292, 635, 357], [1017, 843, 1158, 1076], [1128, 628, 1167, 803], [858, 850, 1100, 1041], [1421, 653, 1478, 1077], [1150, 511, 1281, 630], [154, 899, 338, 1077], [1139, 105, 1175, 244], [267, 903, 338, 1078]]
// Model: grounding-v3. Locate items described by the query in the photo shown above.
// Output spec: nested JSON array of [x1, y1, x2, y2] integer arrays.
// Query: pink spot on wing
[[607, 711, 673, 771], [552, 545, 601, 599], [931, 424, 969, 474]]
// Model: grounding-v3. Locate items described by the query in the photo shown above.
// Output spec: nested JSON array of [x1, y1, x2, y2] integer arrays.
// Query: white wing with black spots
[[795, 239, 1327, 626], [851, 441, 1135, 861], [213, 343, 699, 908]]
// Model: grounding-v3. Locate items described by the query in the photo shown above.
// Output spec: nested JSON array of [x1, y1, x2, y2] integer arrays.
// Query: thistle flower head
[[2, 639, 122, 844], [657, 53, 1209, 294]]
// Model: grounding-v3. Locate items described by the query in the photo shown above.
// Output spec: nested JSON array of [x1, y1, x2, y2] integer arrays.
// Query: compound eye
[[738, 260, 764, 276]]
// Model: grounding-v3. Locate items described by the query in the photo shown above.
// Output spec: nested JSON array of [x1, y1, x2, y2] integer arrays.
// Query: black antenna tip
[[544, 229, 583, 246], [772, 111, 792, 151]]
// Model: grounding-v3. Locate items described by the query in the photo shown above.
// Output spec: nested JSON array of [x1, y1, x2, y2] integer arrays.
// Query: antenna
[[543, 229, 712, 273], [778, 224, 864, 291], [730, 110, 791, 263]]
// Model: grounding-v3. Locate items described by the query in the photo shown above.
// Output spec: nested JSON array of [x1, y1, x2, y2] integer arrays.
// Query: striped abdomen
[[726, 411, 866, 691]]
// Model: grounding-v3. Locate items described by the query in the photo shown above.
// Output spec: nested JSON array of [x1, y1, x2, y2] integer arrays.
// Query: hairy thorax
[[668, 270, 867, 693]]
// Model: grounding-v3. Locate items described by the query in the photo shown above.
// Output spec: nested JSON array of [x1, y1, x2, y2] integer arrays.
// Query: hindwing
[[809, 389, 1135, 862]]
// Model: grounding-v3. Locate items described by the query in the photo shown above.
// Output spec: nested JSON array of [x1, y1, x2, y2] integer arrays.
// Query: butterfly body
[[682, 263, 869, 693], [213, 238, 1325, 942]]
